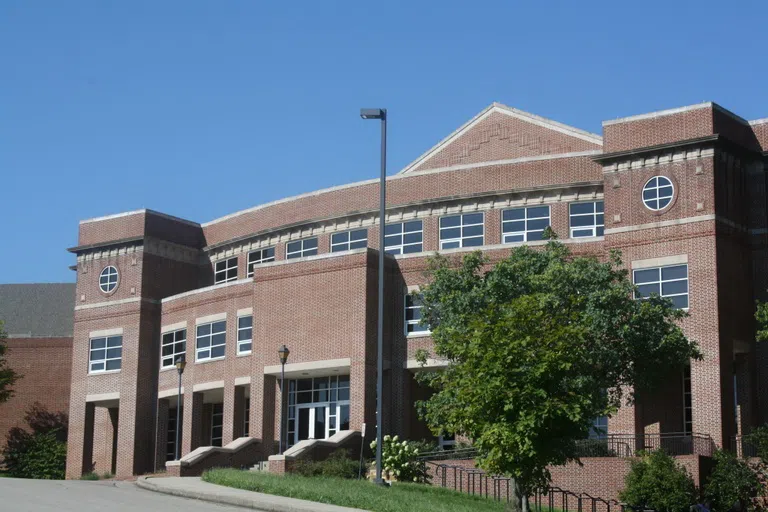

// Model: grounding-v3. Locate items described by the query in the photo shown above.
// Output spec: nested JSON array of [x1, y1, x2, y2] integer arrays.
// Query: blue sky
[[2, 1, 767, 283]]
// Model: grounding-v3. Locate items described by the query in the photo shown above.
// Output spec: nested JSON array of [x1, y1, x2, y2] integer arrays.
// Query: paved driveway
[[0, 477, 245, 512]]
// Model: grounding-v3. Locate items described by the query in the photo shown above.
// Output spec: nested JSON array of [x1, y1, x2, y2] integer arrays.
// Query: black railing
[[574, 433, 714, 458], [426, 461, 631, 512], [730, 436, 759, 458], [416, 447, 478, 461]]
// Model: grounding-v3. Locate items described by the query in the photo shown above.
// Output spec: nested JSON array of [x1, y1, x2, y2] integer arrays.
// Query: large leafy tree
[[0, 320, 20, 403], [415, 241, 701, 509]]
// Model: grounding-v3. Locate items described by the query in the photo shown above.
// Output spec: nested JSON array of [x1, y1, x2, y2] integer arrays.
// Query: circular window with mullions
[[99, 266, 119, 293], [642, 176, 674, 211]]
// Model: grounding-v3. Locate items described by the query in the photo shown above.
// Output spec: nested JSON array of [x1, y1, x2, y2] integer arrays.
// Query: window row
[[157, 316, 253, 369], [213, 202, 605, 284]]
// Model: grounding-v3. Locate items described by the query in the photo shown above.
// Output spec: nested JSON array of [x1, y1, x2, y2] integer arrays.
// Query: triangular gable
[[399, 103, 603, 174]]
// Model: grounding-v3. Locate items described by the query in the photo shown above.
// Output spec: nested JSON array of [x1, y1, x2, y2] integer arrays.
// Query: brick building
[[65, 101, 768, 481], [0, 283, 74, 454]]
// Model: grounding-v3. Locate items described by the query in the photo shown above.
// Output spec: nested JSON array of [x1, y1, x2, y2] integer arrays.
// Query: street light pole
[[360, 107, 387, 485], [174, 355, 186, 461], [278, 345, 290, 455]]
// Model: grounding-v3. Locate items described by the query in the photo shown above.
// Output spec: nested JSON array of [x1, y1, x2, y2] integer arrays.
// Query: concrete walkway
[[137, 476, 368, 512]]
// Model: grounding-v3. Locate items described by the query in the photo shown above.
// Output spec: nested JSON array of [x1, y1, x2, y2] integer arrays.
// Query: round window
[[642, 176, 674, 211], [99, 266, 119, 293]]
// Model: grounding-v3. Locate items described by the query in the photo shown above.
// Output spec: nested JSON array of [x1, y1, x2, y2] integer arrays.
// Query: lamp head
[[175, 355, 187, 374], [278, 345, 290, 365], [360, 108, 386, 120]]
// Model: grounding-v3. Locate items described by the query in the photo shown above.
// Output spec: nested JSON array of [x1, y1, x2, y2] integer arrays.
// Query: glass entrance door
[[288, 376, 350, 447], [295, 405, 328, 444]]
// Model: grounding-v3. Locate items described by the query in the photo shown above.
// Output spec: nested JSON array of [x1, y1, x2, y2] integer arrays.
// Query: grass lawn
[[202, 468, 508, 512]]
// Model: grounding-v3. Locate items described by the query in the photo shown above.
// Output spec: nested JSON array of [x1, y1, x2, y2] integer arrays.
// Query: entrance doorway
[[287, 376, 350, 447]]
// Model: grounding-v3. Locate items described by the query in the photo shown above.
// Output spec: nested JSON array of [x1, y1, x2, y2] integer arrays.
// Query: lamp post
[[360, 107, 386, 485], [174, 354, 186, 461], [278, 345, 290, 455]]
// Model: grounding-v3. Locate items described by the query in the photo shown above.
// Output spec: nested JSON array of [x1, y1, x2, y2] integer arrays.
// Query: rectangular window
[[633, 264, 689, 309], [439, 433, 456, 451], [214, 257, 238, 284], [569, 201, 604, 238], [237, 316, 252, 355], [166, 408, 181, 461], [161, 329, 186, 369], [196, 321, 226, 361], [211, 403, 223, 447], [286, 237, 318, 259], [439, 213, 484, 249], [589, 416, 609, 439], [405, 293, 429, 335], [246, 247, 275, 277], [331, 229, 368, 252], [89, 335, 122, 373], [502, 205, 550, 243], [384, 220, 423, 255], [287, 375, 350, 447], [244, 398, 250, 437], [683, 365, 692, 435]]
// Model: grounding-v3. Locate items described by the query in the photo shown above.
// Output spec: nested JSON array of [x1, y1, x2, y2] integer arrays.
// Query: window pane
[[463, 237, 483, 247], [197, 337, 210, 348], [239, 342, 252, 353], [404, 220, 422, 232], [91, 362, 105, 371], [570, 202, 595, 215], [636, 283, 660, 298], [403, 232, 422, 244], [504, 234, 525, 243], [643, 188, 657, 201], [403, 244, 421, 254], [503, 221, 525, 233], [338, 388, 350, 401], [211, 333, 226, 347], [503, 208, 525, 221], [596, 201, 604, 213], [384, 224, 402, 235], [90, 338, 106, 349], [440, 215, 460, 228], [384, 235, 400, 247], [197, 324, 211, 336], [573, 229, 594, 238], [570, 215, 595, 227], [349, 240, 367, 249], [527, 206, 549, 218], [107, 336, 122, 348], [633, 268, 659, 284], [662, 265, 687, 281], [304, 238, 318, 249], [211, 345, 225, 358], [90, 349, 106, 361], [662, 280, 688, 296], [331, 232, 348, 244], [106, 348, 121, 359], [462, 225, 483, 237], [527, 218, 549, 231], [239, 316, 253, 328], [440, 227, 460, 240], [212, 321, 226, 334], [596, 226, 604, 236], [105, 359, 121, 371], [351, 229, 367, 241], [463, 213, 483, 225]]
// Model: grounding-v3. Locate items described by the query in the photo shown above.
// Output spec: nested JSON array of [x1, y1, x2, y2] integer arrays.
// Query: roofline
[[202, 150, 600, 228], [79, 208, 200, 227], [603, 102, 751, 127], [750, 118, 768, 126], [397, 102, 602, 175], [67, 235, 144, 253]]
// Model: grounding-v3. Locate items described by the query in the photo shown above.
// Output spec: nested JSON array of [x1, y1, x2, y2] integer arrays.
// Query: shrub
[[80, 472, 100, 481], [3, 403, 68, 479], [745, 425, 768, 463], [292, 449, 359, 479], [619, 450, 697, 512], [703, 450, 761, 512], [370, 435, 429, 483]]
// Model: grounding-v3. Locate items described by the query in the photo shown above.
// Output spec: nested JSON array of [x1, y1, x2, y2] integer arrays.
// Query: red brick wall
[[604, 106, 714, 153], [0, 337, 72, 453]]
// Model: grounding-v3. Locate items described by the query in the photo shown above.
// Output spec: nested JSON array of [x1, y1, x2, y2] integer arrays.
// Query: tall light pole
[[278, 345, 290, 455], [174, 355, 186, 461], [360, 107, 386, 485]]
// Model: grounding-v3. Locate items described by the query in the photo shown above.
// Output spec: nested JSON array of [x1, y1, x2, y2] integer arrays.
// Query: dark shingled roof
[[0, 283, 75, 338]]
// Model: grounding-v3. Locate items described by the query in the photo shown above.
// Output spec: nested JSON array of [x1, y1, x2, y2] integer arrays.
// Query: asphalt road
[[0, 478, 245, 512]]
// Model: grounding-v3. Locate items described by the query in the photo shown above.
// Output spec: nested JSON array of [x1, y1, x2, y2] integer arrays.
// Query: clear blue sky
[[2, 1, 767, 283]]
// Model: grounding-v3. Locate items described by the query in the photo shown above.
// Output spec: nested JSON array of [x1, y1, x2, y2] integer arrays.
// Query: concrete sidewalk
[[137, 476, 368, 512]]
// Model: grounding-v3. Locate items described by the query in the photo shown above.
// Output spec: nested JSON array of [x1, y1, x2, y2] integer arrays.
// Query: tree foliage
[[703, 450, 761, 512], [3, 403, 68, 479], [620, 450, 697, 512], [415, 242, 701, 498], [756, 301, 768, 343], [0, 320, 20, 403]]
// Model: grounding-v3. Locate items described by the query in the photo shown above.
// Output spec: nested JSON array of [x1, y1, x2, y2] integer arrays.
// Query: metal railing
[[416, 447, 478, 462], [574, 433, 714, 458], [426, 461, 631, 512], [730, 436, 759, 459]]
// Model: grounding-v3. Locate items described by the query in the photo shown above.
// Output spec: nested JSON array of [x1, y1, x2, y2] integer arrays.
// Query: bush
[[370, 435, 429, 483], [745, 425, 768, 463], [3, 403, 68, 479], [80, 472, 100, 481], [292, 449, 359, 479], [704, 450, 760, 512], [619, 450, 697, 512]]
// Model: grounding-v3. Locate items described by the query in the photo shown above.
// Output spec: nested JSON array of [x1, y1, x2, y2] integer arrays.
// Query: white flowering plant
[[370, 435, 429, 483]]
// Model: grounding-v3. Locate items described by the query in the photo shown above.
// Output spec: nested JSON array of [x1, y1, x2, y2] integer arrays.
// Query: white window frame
[[384, 220, 423, 255], [331, 228, 368, 252], [161, 328, 187, 369], [286, 237, 318, 259], [405, 293, 430, 336], [196, 320, 227, 362], [438, 433, 456, 450], [502, 205, 551, 243], [237, 316, 252, 355], [569, 201, 604, 238], [287, 375, 350, 447], [214, 257, 238, 284], [99, 266, 119, 293], [89, 335, 122, 374], [211, 403, 223, 447], [246, 247, 275, 277], [633, 264, 689, 310], [439, 213, 484, 249], [642, 176, 674, 211]]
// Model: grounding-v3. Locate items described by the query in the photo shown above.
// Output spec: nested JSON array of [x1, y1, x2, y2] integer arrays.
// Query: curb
[[136, 476, 366, 512]]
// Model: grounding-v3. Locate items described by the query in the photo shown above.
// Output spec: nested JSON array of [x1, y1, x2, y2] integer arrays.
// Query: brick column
[[65, 398, 94, 478], [222, 382, 236, 445], [182, 392, 204, 455], [154, 399, 169, 471], [233, 386, 246, 440], [350, 362, 376, 445]]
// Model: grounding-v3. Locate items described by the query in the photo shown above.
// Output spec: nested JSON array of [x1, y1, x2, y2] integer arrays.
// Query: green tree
[[620, 450, 697, 512], [415, 242, 701, 510], [0, 320, 20, 403], [756, 301, 768, 343], [704, 450, 761, 512], [3, 403, 68, 479]]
